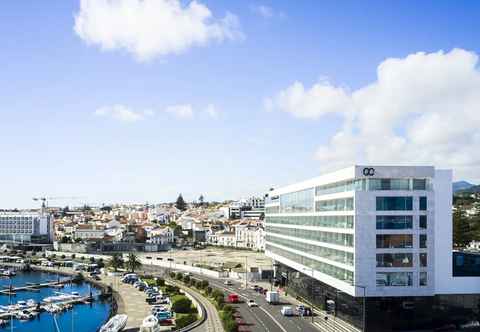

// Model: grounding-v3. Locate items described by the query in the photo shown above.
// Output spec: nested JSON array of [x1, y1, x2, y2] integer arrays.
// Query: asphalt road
[[141, 265, 320, 332]]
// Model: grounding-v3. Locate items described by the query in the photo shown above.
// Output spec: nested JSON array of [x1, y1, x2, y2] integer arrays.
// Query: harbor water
[[0, 270, 111, 331]]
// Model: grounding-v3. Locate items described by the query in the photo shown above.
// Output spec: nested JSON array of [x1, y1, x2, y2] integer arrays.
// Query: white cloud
[[250, 4, 285, 19], [204, 104, 219, 118], [164, 104, 194, 119], [94, 105, 152, 122], [264, 80, 353, 119], [267, 49, 480, 181], [74, 0, 243, 61]]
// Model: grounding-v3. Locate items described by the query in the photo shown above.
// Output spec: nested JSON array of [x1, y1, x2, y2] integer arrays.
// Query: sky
[[1, 0, 480, 208]]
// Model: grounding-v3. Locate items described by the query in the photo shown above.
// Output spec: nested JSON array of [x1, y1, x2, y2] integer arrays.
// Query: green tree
[[175, 194, 187, 211], [89, 256, 96, 264], [171, 295, 193, 314], [126, 253, 142, 273], [453, 209, 473, 247], [108, 253, 124, 272], [175, 313, 197, 329], [198, 195, 204, 206]]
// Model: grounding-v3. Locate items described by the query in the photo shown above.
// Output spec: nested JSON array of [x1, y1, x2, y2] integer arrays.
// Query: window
[[420, 234, 427, 248], [368, 179, 410, 191], [419, 215, 427, 229], [279, 189, 314, 213], [419, 253, 427, 267], [315, 198, 354, 212], [265, 206, 279, 214], [376, 234, 413, 249], [266, 215, 353, 229], [315, 179, 366, 196], [376, 216, 413, 230], [413, 179, 427, 190], [419, 197, 427, 211], [266, 227, 354, 247], [376, 197, 413, 211], [376, 272, 413, 287], [419, 272, 427, 286], [376, 253, 413, 268]]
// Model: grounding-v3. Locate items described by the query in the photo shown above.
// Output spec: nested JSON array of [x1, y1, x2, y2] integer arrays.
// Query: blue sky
[[1, 0, 480, 208]]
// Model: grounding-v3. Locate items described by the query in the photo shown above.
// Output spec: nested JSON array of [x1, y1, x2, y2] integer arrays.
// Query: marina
[[0, 270, 111, 331]]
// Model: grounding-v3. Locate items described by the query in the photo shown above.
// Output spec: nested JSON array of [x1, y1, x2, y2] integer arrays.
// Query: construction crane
[[32, 196, 85, 210]]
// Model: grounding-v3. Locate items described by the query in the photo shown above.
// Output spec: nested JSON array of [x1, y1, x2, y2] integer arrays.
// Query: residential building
[[74, 224, 105, 241], [265, 165, 480, 331], [0, 212, 54, 243]]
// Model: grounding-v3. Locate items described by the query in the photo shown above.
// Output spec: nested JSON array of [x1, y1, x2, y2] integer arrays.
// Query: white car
[[247, 299, 257, 307], [224, 280, 233, 286], [281, 306, 294, 316]]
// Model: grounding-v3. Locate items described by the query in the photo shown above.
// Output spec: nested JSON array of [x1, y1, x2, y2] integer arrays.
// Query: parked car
[[224, 280, 233, 286]]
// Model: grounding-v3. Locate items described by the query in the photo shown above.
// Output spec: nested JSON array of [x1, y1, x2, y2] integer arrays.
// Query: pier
[[0, 279, 72, 296]]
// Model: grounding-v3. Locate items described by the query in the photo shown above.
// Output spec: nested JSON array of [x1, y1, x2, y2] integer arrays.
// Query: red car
[[227, 293, 239, 303]]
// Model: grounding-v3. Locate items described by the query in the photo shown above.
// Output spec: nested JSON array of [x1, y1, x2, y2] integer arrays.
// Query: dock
[[0, 279, 72, 296]]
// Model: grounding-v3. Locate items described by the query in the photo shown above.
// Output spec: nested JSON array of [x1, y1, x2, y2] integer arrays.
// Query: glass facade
[[376, 253, 413, 267], [315, 179, 366, 196], [267, 244, 354, 283], [419, 196, 427, 210], [419, 272, 427, 286], [265, 206, 279, 214], [420, 253, 427, 267], [266, 226, 354, 247], [266, 215, 353, 229], [377, 234, 413, 248], [376, 272, 413, 287], [279, 188, 314, 213], [314, 178, 430, 196], [420, 234, 427, 248], [419, 215, 427, 229], [316, 197, 354, 212], [368, 178, 410, 191], [376, 196, 413, 211], [266, 234, 353, 265], [376, 215, 413, 230]]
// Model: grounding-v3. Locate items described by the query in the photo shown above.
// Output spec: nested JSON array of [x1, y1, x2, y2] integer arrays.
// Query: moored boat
[[100, 314, 128, 332]]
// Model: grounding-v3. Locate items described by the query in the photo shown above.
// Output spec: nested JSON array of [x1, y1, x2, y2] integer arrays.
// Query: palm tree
[[126, 253, 142, 273], [109, 253, 124, 272]]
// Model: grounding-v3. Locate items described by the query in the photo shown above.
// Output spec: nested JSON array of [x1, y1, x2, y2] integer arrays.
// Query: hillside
[[453, 181, 475, 193]]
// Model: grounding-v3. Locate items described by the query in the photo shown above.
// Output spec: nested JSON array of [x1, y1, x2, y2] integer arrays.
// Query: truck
[[265, 291, 279, 304]]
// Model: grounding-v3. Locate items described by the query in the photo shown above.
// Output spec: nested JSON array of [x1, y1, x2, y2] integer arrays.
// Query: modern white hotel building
[[0, 211, 54, 244], [265, 166, 480, 331]]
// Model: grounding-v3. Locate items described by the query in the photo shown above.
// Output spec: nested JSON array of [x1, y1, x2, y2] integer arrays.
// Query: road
[[142, 265, 320, 332]]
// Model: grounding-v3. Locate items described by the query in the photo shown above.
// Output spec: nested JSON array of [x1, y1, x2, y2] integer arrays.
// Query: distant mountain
[[460, 185, 480, 193], [453, 181, 475, 193]]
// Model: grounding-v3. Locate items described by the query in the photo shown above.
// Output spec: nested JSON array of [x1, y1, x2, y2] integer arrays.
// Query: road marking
[[259, 307, 288, 332]]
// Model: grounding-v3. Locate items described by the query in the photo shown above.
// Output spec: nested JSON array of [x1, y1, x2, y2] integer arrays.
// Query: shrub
[[175, 272, 183, 281], [156, 278, 165, 287], [183, 275, 191, 284], [190, 279, 197, 288], [224, 318, 238, 332], [215, 295, 225, 309], [206, 286, 213, 296], [212, 289, 224, 299], [169, 271, 176, 279], [175, 313, 197, 329], [223, 305, 235, 315], [171, 295, 193, 314], [199, 280, 209, 289]]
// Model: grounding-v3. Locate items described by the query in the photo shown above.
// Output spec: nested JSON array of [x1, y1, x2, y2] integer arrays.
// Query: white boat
[[16, 301, 28, 310], [3, 270, 16, 277], [140, 315, 161, 332], [26, 299, 37, 307], [100, 314, 128, 332]]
